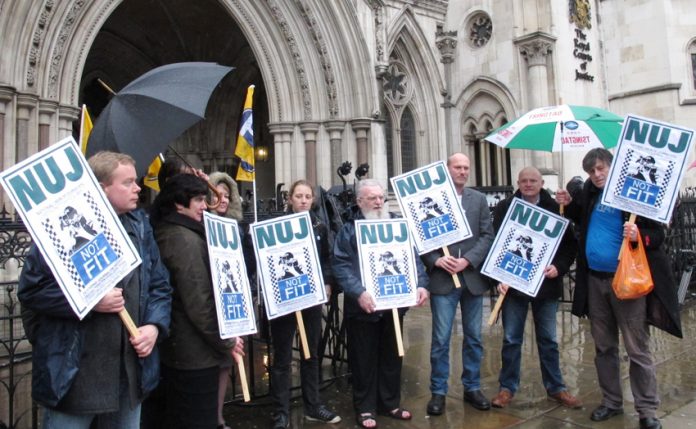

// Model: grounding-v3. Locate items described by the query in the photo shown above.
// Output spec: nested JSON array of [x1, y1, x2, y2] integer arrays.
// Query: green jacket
[[153, 212, 235, 369]]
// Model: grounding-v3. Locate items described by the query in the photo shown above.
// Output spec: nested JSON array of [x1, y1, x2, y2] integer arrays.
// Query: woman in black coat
[[269, 180, 341, 429]]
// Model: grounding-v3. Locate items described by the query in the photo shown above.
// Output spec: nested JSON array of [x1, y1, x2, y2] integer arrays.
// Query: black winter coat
[[565, 179, 682, 338]]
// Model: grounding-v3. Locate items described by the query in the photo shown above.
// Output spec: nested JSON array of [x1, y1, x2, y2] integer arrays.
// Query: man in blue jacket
[[19, 151, 171, 429], [332, 179, 429, 429]]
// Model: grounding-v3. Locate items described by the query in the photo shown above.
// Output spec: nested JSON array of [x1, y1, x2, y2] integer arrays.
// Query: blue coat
[[18, 209, 172, 407], [332, 210, 429, 321]]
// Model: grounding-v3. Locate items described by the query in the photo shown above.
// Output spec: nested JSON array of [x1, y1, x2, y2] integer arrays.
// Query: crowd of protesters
[[17, 150, 679, 429]]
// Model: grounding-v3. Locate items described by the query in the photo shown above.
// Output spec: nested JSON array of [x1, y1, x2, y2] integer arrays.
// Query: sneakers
[[305, 405, 342, 424], [548, 390, 583, 409]]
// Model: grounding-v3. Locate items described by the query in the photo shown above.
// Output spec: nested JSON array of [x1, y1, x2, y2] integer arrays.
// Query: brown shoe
[[549, 391, 582, 409], [491, 389, 513, 408]]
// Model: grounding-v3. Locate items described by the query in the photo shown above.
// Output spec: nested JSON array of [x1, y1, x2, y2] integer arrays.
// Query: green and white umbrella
[[484, 104, 623, 152]]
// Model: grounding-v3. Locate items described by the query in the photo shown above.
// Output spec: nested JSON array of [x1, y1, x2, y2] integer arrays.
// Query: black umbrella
[[86, 62, 234, 176]]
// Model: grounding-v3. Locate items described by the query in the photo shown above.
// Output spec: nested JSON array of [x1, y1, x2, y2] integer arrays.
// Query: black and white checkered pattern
[[84, 192, 123, 258], [42, 218, 84, 289], [268, 255, 282, 304], [656, 161, 675, 206], [616, 151, 673, 207], [408, 191, 460, 241], [494, 230, 545, 281], [368, 250, 414, 297], [214, 257, 249, 312]]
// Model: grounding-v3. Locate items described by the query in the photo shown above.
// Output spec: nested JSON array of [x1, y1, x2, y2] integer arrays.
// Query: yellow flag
[[80, 104, 93, 155], [234, 85, 255, 182], [143, 154, 164, 192]]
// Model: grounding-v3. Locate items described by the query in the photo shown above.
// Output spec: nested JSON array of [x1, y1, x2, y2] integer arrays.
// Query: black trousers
[[161, 365, 219, 429], [269, 304, 323, 416], [345, 313, 403, 414]]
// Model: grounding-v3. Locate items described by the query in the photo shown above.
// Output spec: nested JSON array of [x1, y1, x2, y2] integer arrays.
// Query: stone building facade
[[0, 0, 694, 202]]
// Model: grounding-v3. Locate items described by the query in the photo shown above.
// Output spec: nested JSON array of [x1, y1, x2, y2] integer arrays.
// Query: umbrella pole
[[97, 78, 116, 96], [166, 146, 222, 209]]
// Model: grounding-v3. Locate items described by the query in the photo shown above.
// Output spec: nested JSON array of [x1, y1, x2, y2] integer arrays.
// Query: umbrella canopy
[[86, 62, 234, 176], [484, 104, 623, 152]]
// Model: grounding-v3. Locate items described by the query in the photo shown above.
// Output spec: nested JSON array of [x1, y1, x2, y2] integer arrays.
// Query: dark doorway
[[79, 0, 274, 200]]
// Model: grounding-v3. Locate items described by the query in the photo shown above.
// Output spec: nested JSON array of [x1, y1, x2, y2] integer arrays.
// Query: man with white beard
[[332, 179, 430, 429]]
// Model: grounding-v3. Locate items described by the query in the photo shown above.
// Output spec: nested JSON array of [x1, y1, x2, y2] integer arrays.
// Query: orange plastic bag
[[611, 233, 654, 300]]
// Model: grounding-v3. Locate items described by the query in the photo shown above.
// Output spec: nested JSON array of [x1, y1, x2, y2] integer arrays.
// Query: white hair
[[356, 179, 383, 197]]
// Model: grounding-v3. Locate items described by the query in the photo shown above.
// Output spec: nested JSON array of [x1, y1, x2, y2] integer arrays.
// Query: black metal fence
[[3, 189, 696, 429]]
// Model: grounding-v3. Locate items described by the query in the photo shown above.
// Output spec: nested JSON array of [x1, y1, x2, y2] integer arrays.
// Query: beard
[[362, 206, 390, 219]]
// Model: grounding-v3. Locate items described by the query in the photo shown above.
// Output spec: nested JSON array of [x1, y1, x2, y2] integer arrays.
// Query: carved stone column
[[299, 122, 319, 185], [0, 86, 15, 202], [515, 32, 556, 168], [351, 118, 371, 166], [39, 100, 58, 150], [268, 122, 294, 189], [325, 120, 346, 186], [58, 104, 80, 140], [436, 30, 457, 155], [16, 94, 37, 162]]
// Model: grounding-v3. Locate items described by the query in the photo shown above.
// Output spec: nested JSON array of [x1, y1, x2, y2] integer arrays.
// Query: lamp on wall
[[255, 145, 269, 162]]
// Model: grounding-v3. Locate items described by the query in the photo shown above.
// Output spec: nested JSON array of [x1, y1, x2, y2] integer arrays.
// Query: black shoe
[[427, 394, 446, 415], [272, 413, 289, 429], [305, 405, 341, 424], [639, 417, 662, 429], [590, 405, 623, 422], [464, 390, 491, 411]]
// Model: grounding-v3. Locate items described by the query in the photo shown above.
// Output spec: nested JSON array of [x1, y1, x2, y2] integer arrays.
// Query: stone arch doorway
[[79, 0, 273, 200]]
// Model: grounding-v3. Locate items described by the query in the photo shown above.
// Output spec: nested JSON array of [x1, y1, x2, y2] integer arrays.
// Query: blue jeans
[[430, 287, 483, 394], [498, 294, 565, 395], [43, 385, 141, 429]]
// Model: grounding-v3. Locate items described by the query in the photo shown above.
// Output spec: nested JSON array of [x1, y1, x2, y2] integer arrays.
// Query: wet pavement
[[221, 297, 696, 429]]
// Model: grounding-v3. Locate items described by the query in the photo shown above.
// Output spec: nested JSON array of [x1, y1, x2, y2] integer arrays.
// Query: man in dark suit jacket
[[422, 153, 494, 415]]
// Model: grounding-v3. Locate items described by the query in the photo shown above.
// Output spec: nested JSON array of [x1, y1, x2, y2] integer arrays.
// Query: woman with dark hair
[[150, 174, 244, 429], [269, 180, 341, 429]]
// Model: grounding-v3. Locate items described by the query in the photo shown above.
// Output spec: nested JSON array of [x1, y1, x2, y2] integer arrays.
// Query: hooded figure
[[209, 171, 243, 221]]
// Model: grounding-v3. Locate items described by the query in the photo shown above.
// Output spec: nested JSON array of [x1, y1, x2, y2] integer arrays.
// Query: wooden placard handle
[[234, 352, 251, 402], [392, 308, 404, 357], [487, 290, 506, 327], [118, 309, 140, 338], [442, 246, 462, 288], [296, 310, 310, 360]]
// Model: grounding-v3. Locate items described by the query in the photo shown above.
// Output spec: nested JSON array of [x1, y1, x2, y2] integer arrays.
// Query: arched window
[[400, 107, 417, 173], [385, 109, 394, 179], [690, 40, 696, 93], [384, 105, 417, 182], [465, 120, 511, 187]]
